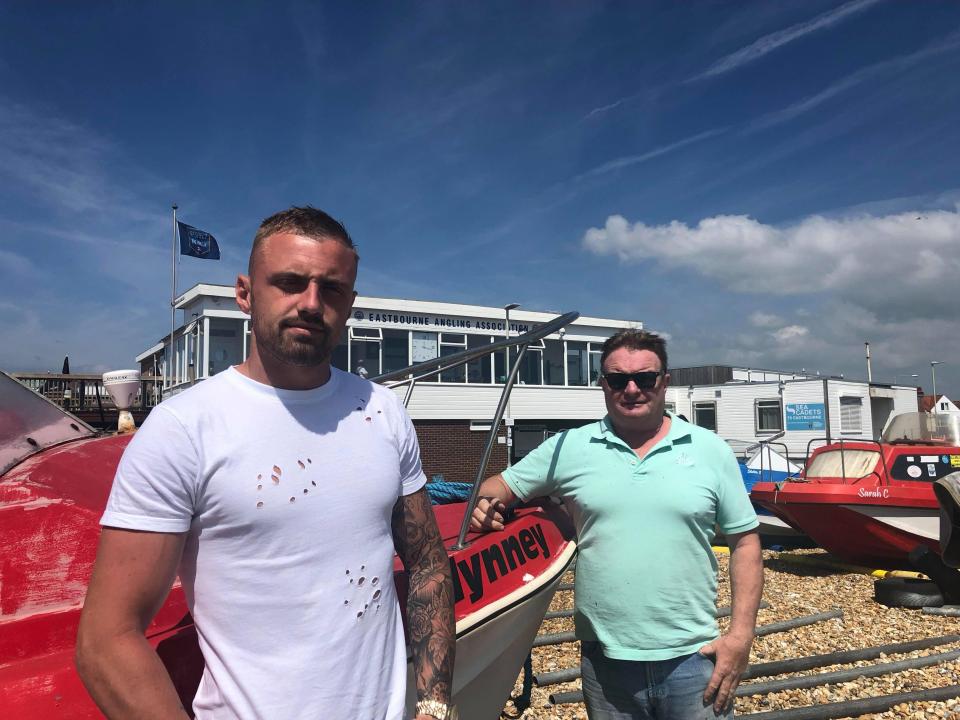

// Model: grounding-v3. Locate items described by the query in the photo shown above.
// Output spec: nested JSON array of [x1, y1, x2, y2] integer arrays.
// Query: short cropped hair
[[600, 329, 668, 372], [248, 206, 359, 276]]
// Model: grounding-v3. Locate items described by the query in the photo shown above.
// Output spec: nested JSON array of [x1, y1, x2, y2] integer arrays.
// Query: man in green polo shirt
[[471, 329, 763, 719]]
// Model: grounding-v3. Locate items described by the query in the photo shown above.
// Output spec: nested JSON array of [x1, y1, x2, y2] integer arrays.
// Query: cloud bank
[[583, 208, 960, 320], [583, 207, 960, 379]]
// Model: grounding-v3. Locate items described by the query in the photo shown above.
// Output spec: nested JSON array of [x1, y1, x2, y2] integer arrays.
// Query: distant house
[[920, 394, 960, 413]]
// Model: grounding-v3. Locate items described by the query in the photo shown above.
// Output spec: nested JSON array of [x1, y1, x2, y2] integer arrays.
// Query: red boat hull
[[751, 480, 940, 569], [1, 434, 574, 718]]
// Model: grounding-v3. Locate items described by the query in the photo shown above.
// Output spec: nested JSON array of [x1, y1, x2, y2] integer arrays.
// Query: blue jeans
[[580, 641, 734, 719]]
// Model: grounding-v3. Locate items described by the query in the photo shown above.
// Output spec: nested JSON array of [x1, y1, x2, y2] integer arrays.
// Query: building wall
[[397, 384, 608, 421], [414, 420, 508, 485], [666, 379, 919, 462]]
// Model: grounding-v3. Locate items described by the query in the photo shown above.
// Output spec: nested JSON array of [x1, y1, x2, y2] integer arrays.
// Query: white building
[[665, 367, 919, 463], [137, 284, 920, 476]]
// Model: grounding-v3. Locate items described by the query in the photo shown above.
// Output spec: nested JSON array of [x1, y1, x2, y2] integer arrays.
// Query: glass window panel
[[494, 350, 506, 384], [440, 344, 466, 383], [467, 335, 492, 383], [566, 341, 588, 386], [350, 339, 381, 376], [208, 318, 244, 376], [350, 327, 381, 338], [440, 333, 466, 344], [331, 338, 348, 372], [589, 352, 602, 386], [517, 348, 542, 385], [806, 450, 879, 479], [411, 332, 438, 382], [382, 329, 409, 375], [694, 402, 717, 431], [543, 339, 564, 386], [756, 400, 783, 432]]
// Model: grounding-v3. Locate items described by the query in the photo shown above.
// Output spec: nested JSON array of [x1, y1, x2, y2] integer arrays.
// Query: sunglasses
[[602, 371, 663, 391]]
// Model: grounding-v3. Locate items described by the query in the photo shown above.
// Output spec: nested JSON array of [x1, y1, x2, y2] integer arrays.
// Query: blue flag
[[177, 221, 221, 260]]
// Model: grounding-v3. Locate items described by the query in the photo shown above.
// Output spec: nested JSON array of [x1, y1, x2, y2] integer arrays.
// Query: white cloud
[[690, 0, 882, 82], [582, 208, 960, 320], [749, 311, 782, 328], [772, 324, 809, 344]]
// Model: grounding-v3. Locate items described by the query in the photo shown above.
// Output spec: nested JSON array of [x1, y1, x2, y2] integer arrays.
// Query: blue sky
[[2, 1, 959, 397]]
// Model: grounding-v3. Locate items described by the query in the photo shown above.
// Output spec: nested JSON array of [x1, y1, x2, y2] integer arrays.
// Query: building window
[[566, 341, 589, 386], [665, 402, 676, 414], [756, 399, 783, 433], [588, 344, 603, 386], [440, 333, 466, 383], [411, 332, 438, 382], [208, 318, 243, 377], [467, 335, 492, 383], [514, 340, 544, 385], [382, 329, 409, 375], [694, 401, 717, 432], [350, 327, 382, 377], [840, 396, 862, 433], [543, 339, 564, 385]]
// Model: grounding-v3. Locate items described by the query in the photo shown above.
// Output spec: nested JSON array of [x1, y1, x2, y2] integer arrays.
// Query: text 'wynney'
[[451, 523, 551, 603]]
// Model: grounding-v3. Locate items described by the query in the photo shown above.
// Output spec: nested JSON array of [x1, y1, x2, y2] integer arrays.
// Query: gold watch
[[415, 699, 458, 719]]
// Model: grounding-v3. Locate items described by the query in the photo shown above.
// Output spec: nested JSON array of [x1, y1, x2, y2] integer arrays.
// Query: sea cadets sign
[[449, 522, 551, 603], [353, 309, 530, 334]]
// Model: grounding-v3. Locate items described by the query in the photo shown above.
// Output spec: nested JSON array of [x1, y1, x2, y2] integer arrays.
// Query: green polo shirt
[[501, 413, 757, 661]]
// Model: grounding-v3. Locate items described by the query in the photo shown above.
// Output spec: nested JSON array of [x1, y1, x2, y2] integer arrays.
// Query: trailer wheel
[[874, 577, 943, 608]]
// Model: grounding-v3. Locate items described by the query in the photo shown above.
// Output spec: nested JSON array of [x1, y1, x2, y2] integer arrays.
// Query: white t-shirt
[[101, 367, 427, 720]]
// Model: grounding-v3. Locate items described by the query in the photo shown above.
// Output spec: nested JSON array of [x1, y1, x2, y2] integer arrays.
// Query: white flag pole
[[170, 204, 178, 388]]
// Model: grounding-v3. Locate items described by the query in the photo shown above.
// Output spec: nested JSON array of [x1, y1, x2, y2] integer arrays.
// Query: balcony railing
[[11, 373, 163, 414]]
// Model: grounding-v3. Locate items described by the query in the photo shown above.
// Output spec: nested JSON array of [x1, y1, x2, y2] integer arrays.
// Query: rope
[[426, 480, 473, 505]]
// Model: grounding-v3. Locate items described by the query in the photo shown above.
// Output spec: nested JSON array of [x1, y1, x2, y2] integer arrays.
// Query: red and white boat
[[0, 315, 578, 719], [750, 412, 960, 570]]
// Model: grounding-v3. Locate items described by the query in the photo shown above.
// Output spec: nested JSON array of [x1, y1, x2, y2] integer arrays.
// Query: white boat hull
[[405, 540, 577, 719]]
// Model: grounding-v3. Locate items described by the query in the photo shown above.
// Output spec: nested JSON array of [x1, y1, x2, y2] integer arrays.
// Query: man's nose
[[623, 379, 643, 394], [297, 281, 324, 315]]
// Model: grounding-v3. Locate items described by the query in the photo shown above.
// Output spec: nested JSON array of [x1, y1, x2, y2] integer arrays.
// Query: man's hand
[[700, 528, 763, 713], [470, 496, 506, 531], [698, 631, 753, 714], [469, 475, 516, 532]]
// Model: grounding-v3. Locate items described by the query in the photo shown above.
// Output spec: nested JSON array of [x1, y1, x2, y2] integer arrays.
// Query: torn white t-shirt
[[102, 366, 427, 720]]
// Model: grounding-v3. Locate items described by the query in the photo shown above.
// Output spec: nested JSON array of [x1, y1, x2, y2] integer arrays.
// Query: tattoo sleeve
[[392, 487, 456, 704]]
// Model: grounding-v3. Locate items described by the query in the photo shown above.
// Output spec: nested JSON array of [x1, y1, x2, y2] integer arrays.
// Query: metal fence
[[11, 373, 163, 413]]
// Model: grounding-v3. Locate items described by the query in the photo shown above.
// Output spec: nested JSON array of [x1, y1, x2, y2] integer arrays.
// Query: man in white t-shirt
[[76, 207, 456, 720]]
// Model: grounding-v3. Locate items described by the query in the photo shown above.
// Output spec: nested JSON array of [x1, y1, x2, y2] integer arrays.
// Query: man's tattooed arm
[[392, 487, 456, 708]]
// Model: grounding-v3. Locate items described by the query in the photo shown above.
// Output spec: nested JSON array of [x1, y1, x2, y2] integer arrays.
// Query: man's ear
[[236, 274, 252, 314], [663, 372, 671, 389]]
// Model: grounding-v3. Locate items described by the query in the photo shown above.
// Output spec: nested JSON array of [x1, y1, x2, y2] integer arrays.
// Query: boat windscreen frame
[[370, 311, 580, 550], [0, 370, 98, 475], [803, 437, 889, 484]]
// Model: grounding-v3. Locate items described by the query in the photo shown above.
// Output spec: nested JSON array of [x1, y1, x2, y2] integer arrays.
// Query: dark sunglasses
[[602, 371, 663, 391]]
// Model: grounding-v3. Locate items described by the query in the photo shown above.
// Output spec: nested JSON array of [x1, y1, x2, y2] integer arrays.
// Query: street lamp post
[[931, 361, 942, 412], [894, 373, 918, 385], [503, 303, 520, 467]]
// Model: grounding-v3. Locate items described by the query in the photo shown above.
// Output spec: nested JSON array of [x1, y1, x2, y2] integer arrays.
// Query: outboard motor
[[102, 369, 140, 434], [900, 471, 960, 604], [935, 471, 960, 568]]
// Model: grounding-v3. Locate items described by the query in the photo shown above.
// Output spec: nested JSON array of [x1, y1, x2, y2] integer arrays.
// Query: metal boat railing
[[742, 432, 795, 484], [371, 311, 580, 550]]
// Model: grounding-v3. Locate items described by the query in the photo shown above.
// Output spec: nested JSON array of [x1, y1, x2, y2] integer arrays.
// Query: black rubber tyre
[[874, 577, 944, 608]]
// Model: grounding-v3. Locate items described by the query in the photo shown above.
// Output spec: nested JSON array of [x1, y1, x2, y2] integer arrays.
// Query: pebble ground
[[500, 549, 960, 719]]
